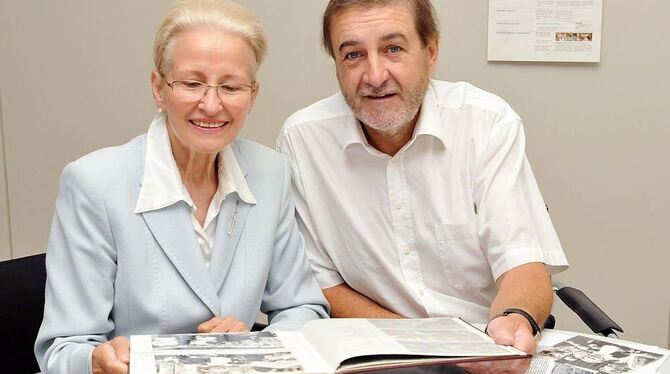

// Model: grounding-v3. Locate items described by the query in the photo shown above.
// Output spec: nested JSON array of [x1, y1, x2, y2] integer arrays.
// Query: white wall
[[436, 1, 670, 349], [0, 0, 668, 347], [0, 92, 11, 260], [0, 1, 162, 259]]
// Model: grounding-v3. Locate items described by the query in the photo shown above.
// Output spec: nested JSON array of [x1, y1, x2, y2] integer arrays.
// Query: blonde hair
[[154, 0, 267, 74]]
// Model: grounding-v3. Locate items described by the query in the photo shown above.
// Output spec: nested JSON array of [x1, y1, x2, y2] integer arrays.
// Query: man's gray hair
[[321, 0, 439, 58]]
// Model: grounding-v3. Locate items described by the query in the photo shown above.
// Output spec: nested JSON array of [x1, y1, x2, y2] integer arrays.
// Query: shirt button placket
[[388, 157, 405, 258]]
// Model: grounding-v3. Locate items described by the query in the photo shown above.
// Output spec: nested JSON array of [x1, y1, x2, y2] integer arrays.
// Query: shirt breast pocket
[[434, 218, 491, 293]]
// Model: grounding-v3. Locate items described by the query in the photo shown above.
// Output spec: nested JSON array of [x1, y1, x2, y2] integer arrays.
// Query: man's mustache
[[358, 83, 399, 97]]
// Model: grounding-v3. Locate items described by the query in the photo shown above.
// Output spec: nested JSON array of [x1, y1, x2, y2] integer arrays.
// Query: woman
[[34, 1, 329, 373]]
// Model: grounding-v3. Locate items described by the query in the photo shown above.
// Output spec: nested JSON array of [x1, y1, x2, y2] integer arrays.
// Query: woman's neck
[[171, 143, 219, 227], [174, 151, 218, 189]]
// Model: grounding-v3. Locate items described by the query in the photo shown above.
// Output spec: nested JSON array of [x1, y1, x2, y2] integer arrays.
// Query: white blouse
[[135, 114, 256, 268]]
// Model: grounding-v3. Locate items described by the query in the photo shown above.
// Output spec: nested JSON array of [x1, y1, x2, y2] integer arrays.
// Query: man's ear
[[150, 70, 165, 110], [426, 35, 440, 74]]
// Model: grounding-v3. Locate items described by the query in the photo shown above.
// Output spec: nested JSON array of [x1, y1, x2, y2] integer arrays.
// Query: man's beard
[[342, 74, 429, 136]]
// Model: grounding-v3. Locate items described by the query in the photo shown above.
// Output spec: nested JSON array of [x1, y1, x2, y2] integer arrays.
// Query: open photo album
[[130, 317, 529, 373]]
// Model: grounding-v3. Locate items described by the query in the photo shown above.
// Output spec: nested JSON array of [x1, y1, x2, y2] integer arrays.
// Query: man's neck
[[362, 119, 417, 157]]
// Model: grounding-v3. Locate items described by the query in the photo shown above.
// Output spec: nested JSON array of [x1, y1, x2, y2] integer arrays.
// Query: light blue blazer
[[35, 134, 329, 374]]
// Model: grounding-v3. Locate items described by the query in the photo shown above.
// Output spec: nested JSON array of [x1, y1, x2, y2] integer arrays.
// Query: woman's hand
[[92, 337, 130, 374], [198, 316, 249, 333]]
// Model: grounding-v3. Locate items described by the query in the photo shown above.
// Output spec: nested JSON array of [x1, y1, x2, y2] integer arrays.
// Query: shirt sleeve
[[277, 127, 345, 289], [35, 161, 117, 374], [473, 117, 569, 280]]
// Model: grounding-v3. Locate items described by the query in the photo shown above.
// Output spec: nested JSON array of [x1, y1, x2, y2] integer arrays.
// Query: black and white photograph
[[152, 331, 285, 351], [536, 336, 663, 373], [147, 332, 304, 374]]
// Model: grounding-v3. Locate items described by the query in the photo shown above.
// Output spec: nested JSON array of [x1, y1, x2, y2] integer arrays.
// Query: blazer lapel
[[142, 203, 221, 316], [209, 195, 251, 293]]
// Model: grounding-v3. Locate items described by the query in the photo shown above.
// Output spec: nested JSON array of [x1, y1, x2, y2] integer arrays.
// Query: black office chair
[[540, 204, 622, 338], [0, 253, 46, 374], [545, 281, 623, 338]]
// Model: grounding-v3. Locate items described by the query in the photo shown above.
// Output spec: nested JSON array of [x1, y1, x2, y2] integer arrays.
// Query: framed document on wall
[[488, 0, 603, 62]]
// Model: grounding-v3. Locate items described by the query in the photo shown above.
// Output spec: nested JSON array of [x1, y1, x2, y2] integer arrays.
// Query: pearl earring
[[157, 107, 164, 113]]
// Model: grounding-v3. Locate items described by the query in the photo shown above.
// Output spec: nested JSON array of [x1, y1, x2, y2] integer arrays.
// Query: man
[[277, 0, 568, 353]]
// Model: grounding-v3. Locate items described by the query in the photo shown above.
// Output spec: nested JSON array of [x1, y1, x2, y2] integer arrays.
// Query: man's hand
[[485, 313, 537, 354], [488, 262, 552, 354], [92, 337, 130, 374], [198, 316, 249, 333]]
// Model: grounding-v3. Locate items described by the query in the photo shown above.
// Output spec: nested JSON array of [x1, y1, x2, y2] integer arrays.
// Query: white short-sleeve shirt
[[277, 80, 568, 323]]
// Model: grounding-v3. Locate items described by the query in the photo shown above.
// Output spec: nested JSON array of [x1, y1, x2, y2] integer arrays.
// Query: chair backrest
[[0, 253, 46, 373]]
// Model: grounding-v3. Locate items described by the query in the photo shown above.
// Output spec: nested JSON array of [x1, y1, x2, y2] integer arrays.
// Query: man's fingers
[[487, 314, 539, 354], [491, 329, 515, 346], [487, 317, 516, 346], [513, 328, 536, 354]]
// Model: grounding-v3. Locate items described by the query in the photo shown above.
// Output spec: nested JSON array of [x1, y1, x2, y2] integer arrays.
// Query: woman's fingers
[[92, 339, 129, 374], [197, 316, 222, 333], [198, 316, 249, 333], [110, 337, 131, 364]]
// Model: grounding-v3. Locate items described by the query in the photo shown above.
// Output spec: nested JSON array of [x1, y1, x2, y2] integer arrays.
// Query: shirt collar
[[135, 114, 256, 214], [342, 102, 368, 150], [342, 80, 447, 152], [221, 145, 256, 204], [413, 81, 448, 148]]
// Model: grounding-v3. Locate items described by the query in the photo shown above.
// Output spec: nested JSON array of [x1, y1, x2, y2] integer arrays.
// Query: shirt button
[[395, 202, 402, 210], [419, 289, 425, 296], [403, 246, 411, 255]]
